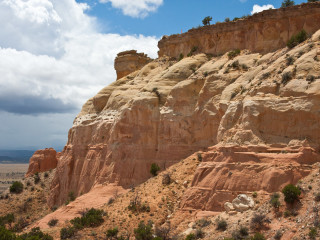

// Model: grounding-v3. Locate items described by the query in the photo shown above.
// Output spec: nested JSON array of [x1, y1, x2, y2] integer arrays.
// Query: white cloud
[[99, 0, 163, 18], [0, 0, 159, 149], [251, 4, 275, 14]]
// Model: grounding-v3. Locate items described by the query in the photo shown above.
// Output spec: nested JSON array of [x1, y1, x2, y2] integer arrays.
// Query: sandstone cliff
[[158, 2, 320, 58], [26, 148, 58, 177], [48, 25, 320, 207], [114, 50, 152, 80]]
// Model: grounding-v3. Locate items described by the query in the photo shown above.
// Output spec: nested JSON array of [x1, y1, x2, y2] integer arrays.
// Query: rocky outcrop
[[48, 28, 320, 207], [26, 148, 58, 177], [181, 145, 320, 211], [114, 50, 152, 80], [158, 2, 320, 58], [224, 194, 255, 213]]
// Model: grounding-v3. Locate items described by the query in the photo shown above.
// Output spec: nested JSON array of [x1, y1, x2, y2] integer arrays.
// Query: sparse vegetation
[[179, 53, 184, 61], [34, 172, 40, 184], [187, 46, 198, 57], [287, 29, 307, 49], [9, 181, 23, 194], [251, 232, 266, 240], [274, 230, 282, 240], [150, 163, 160, 176], [228, 49, 241, 59], [48, 218, 58, 227], [216, 219, 228, 231], [281, 0, 295, 8], [70, 208, 104, 230], [282, 184, 301, 204], [134, 221, 154, 240], [106, 227, 119, 240], [309, 227, 317, 240], [281, 72, 292, 85], [251, 213, 270, 230], [68, 191, 75, 202], [202, 16, 212, 26], [270, 193, 281, 210], [60, 226, 76, 239]]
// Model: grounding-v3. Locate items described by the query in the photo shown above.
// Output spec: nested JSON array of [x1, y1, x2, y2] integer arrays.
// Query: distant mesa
[[26, 148, 58, 177], [114, 50, 152, 80]]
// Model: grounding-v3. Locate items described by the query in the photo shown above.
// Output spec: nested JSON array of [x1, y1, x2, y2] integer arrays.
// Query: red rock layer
[[181, 145, 320, 211], [26, 148, 58, 177], [158, 2, 320, 58]]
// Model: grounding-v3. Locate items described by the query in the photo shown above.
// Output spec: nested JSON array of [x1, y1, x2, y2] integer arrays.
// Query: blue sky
[[78, 0, 305, 36], [0, 0, 308, 150]]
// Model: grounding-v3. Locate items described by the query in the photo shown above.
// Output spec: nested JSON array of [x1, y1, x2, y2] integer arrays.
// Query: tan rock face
[[181, 145, 320, 211], [26, 148, 58, 177], [158, 2, 320, 58], [48, 28, 320, 207], [114, 50, 152, 80]]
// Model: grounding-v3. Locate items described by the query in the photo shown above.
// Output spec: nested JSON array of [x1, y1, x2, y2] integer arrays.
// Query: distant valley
[[0, 150, 34, 164]]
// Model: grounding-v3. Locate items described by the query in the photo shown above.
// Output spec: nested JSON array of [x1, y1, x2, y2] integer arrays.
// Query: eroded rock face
[[158, 2, 320, 58], [48, 29, 320, 207], [114, 50, 152, 80], [26, 148, 58, 177], [181, 145, 320, 211]]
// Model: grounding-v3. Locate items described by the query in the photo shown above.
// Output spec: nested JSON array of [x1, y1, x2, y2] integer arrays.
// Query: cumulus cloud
[[99, 0, 163, 18], [251, 4, 275, 14], [0, 0, 159, 116]]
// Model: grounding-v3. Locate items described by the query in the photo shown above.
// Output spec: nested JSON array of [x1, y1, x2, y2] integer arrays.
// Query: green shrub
[[106, 227, 119, 239], [251, 213, 270, 230], [216, 219, 227, 231], [44, 172, 49, 178], [179, 53, 184, 61], [239, 226, 249, 236], [228, 49, 241, 59], [0, 226, 17, 240], [281, 0, 295, 8], [309, 227, 317, 240], [150, 163, 160, 176], [60, 226, 76, 239], [10, 181, 23, 194], [251, 233, 266, 240], [134, 221, 154, 240], [270, 193, 281, 209], [20, 227, 53, 240], [0, 213, 15, 227], [202, 16, 212, 26], [287, 30, 307, 49], [274, 230, 282, 240], [48, 219, 58, 227], [185, 233, 196, 240], [70, 208, 104, 230], [282, 184, 301, 204], [68, 192, 75, 202], [252, 192, 258, 198], [281, 72, 292, 85], [34, 173, 40, 184]]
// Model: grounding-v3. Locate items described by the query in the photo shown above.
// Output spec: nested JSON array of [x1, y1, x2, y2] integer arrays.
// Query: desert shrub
[[34, 173, 40, 184], [187, 46, 198, 57], [155, 225, 171, 240], [239, 226, 249, 236], [44, 172, 49, 178], [48, 219, 58, 227], [0, 226, 17, 240], [252, 192, 258, 198], [202, 16, 212, 26], [309, 227, 317, 240], [108, 197, 115, 205], [287, 29, 307, 49], [152, 88, 161, 101], [197, 153, 202, 162], [0, 213, 15, 227], [70, 208, 104, 230], [196, 218, 211, 228], [281, 72, 292, 85], [106, 227, 119, 239], [179, 53, 184, 61], [134, 221, 154, 240], [150, 163, 160, 176], [307, 75, 316, 83], [68, 192, 75, 202], [274, 230, 282, 240], [250, 233, 266, 240], [12, 218, 29, 232], [228, 49, 241, 59], [162, 174, 171, 185], [251, 213, 270, 230], [20, 227, 53, 240], [216, 219, 227, 231], [315, 192, 320, 202], [230, 60, 240, 69], [282, 184, 301, 204], [286, 56, 294, 66], [270, 193, 281, 210], [60, 226, 76, 240], [10, 181, 23, 194], [185, 233, 196, 240], [281, 0, 295, 8]]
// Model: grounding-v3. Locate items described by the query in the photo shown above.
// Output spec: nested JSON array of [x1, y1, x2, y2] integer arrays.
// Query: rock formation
[[158, 2, 320, 58], [114, 50, 152, 80], [26, 148, 58, 177], [48, 26, 320, 207]]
